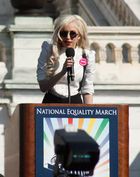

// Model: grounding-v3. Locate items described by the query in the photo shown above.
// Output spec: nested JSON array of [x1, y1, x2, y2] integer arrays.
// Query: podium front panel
[[5, 104, 128, 177], [34, 104, 127, 177]]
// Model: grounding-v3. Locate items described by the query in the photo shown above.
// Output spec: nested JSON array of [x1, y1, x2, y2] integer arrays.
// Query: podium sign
[[5, 104, 129, 177], [35, 105, 120, 177]]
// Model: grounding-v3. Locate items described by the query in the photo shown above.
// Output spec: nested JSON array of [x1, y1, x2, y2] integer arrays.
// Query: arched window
[[106, 43, 115, 63], [122, 43, 131, 63], [90, 43, 100, 63]]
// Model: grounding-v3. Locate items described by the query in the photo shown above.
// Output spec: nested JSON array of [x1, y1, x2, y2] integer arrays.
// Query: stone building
[[0, 0, 140, 177]]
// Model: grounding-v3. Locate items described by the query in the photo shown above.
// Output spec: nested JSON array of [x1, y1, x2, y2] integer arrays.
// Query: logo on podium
[[35, 106, 118, 177]]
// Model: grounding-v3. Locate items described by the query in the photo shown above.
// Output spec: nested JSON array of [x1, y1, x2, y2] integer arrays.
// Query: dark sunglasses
[[59, 30, 78, 39]]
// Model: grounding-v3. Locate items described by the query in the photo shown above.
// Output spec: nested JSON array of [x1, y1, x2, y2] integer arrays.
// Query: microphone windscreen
[[66, 48, 75, 57]]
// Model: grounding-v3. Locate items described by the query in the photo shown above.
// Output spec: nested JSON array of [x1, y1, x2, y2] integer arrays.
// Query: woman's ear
[[77, 35, 82, 46], [78, 35, 81, 40]]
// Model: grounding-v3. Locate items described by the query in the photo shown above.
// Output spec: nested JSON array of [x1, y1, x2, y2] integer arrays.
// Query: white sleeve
[[81, 50, 96, 94], [36, 41, 52, 81]]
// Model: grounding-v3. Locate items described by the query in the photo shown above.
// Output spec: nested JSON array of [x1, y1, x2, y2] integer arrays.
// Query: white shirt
[[37, 41, 95, 97]]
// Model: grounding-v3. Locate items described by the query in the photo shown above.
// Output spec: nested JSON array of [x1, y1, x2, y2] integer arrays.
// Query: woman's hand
[[62, 57, 74, 73]]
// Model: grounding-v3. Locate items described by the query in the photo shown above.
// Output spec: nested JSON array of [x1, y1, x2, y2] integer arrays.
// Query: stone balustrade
[[88, 27, 140, 63], [87, 26, 140, 84]]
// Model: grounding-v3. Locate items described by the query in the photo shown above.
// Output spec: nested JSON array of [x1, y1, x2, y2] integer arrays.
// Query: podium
[[5, 104, 129, 177]]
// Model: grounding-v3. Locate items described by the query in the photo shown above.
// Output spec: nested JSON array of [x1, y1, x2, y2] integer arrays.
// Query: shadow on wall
[[130, 152, 140, 177]]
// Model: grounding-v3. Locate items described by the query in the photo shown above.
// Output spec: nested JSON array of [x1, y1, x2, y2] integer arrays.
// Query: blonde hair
[[53, 14, 89, 49], [46, 15, 89, 78]]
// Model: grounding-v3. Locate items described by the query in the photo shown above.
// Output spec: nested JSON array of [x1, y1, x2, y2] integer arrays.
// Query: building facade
[[0, 0, 140, 176]]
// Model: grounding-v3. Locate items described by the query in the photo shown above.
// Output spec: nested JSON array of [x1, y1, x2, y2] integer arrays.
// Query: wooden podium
[[5, 104, 129, 177]]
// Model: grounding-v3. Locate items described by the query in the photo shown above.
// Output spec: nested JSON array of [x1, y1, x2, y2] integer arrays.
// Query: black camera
[[53, 129, 100, 177]]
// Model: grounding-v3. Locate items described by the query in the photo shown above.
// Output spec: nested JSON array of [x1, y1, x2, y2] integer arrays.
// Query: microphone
[[66, 48, 75, 81]]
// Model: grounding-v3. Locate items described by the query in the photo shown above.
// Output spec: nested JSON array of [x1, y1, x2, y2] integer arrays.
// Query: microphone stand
[[67, 69, 71, 104]]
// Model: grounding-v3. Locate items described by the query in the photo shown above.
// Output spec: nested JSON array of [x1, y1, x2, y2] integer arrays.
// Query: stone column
[[114, 47, 122, 63], [9, 16, 53, 81], [131, 47, 139, 63], [99, 48, 106, 63]]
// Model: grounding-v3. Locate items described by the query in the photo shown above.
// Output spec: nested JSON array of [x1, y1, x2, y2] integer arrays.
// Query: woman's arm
[[38, 57, 74, 92], [39, 69, 66, 92], [81, 50, 95, 104], [82, 94, 93, 104]]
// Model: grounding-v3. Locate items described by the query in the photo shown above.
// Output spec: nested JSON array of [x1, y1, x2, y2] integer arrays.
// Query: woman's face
[[59, 22, 80, 48]]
